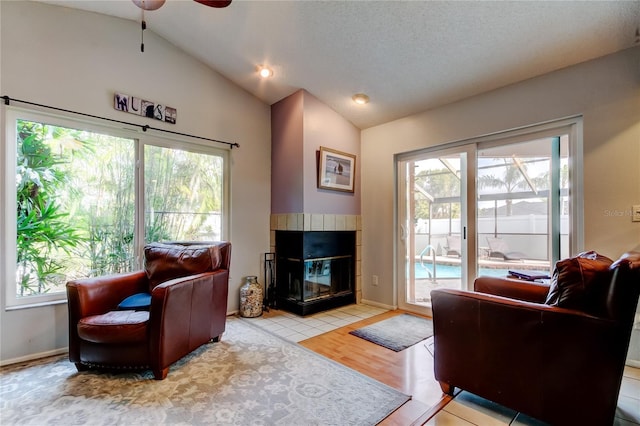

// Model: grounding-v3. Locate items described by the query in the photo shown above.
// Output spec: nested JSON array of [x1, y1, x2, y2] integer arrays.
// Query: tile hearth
[[239, 303, 387, 343]]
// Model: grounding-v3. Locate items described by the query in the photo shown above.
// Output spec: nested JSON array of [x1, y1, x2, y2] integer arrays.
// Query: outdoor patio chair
[[486, 237, 526, 260], [446, 235, 461, 257]]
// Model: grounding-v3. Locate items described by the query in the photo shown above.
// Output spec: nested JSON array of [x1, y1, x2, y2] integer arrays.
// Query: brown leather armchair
[[431, 251, 640, 426], [66, 241, 231, 380]]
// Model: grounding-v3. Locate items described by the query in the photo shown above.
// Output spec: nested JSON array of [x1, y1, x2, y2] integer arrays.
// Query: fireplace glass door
[[303, 255, 352, 302]]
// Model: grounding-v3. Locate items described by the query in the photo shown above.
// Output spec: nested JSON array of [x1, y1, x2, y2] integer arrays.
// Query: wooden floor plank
[[299, 310, 446, 425]]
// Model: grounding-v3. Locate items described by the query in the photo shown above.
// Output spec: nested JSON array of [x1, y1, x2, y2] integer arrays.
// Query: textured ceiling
[[38, 0, 640, 129]]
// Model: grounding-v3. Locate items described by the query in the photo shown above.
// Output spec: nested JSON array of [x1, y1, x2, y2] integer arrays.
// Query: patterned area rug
[[0, 318, 410, 425], [350, 313, 433, 352]]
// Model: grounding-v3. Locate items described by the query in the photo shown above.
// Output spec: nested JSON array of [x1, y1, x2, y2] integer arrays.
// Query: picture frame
[[317, 146, 356, 193]]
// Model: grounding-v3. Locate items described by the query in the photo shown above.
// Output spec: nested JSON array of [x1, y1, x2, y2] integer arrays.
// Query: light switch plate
[[633, 205, 640, 222]]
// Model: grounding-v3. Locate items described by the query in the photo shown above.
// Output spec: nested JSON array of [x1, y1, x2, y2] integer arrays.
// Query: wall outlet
[[633, 205, 640, 222], [372, 275, 379, 286]]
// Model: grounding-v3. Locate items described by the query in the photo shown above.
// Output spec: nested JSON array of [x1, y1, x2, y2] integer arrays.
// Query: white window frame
[[2, 107, 230, 309]]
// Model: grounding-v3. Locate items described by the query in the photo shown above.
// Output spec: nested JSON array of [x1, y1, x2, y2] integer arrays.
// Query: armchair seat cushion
[[78, 311, 149, 344]]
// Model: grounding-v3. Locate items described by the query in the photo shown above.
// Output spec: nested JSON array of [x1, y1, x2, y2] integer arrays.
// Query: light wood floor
[[298, 309, 450, 425]]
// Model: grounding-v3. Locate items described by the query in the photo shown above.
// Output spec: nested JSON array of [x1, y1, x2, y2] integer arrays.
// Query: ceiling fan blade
[[194, 0, 232, 8]]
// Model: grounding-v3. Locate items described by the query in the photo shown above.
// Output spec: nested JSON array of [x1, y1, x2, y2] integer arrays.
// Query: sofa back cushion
[[545, 251, 613, 315], [605, 251, 640, 321], [144, 242, 222, 290]]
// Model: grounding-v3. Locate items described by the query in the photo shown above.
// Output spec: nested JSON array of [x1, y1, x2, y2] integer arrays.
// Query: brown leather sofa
[[431, 251, 640, 426], [67, 241, 231, 380]]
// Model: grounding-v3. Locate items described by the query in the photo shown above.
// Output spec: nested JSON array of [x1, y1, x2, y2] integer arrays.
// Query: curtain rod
[[2, 95, 240, 149]]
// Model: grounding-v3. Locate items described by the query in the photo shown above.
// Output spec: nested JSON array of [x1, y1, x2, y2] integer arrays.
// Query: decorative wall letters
[[114, 92, 176, 124]]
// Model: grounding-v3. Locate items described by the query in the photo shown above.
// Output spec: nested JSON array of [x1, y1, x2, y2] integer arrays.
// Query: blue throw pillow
[[117, 292, 152, 311]]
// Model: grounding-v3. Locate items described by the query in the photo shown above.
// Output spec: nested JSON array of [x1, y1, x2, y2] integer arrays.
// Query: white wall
[[361, 47, 640, 360], [0, 2, 271, 363]]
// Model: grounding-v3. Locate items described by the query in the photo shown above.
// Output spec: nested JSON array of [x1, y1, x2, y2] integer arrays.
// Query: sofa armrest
[[210, 269, 230, 338], [474, 276, 550, 303], [148, 272, 225, 376]]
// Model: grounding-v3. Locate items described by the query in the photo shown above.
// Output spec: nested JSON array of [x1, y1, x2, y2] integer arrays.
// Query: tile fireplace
[[275, 230, 355, 316]]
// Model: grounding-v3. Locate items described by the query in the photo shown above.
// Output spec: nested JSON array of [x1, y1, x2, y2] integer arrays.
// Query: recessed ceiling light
[[352, 93, 370, 105], [258, 66, 273, 78]]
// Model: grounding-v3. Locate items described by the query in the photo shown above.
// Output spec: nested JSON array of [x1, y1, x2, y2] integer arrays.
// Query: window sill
[[5, 298, 67, 311]]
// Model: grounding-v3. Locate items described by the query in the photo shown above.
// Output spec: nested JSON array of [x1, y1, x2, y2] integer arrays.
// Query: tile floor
[[424, 362, 640, 425], [240, 303, 388, 342], [243, 304, 640, 426], [426, 370, 640, 425]]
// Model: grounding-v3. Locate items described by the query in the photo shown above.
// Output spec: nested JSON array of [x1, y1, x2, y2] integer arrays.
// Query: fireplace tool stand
[[263, 252, 276, 311]]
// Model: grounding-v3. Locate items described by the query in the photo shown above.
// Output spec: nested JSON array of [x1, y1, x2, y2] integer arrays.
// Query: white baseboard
[[360, 299, 396, 311], [230, 302, 396, 316], [626, 359, 640, 368], [0, 348, 68, 367]]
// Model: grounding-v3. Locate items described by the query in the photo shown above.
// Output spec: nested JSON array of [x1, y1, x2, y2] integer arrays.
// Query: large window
[[144, 145, 224, 242], [4, 109, 229, 307]]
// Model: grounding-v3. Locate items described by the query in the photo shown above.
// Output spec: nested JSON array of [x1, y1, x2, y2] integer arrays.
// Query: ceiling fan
[[132, 0, 232, 11], [132, 0, 232, 52]]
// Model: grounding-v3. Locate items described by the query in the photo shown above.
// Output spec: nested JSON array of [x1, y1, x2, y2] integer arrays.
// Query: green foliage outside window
[[16, 121, 83, 295], [414, 168, 461, 220], [15, 119, 136, 296]]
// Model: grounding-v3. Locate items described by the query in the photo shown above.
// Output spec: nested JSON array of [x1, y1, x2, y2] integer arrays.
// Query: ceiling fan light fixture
[[132, 0, 166, 11], [352, 93, 370, 105], [258, 66, 273, 78]]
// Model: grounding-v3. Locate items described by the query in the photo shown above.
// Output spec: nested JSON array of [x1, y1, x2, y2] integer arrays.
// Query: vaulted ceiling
[[38, 0, 640, 129]]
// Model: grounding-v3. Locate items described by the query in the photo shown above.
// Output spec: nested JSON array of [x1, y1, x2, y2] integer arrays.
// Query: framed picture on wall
[[318, 146, 356, 193]]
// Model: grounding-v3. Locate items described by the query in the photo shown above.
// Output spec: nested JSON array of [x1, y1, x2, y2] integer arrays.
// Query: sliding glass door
[[396, 118, 580, 315], [397, 146, 475, 314], [477, 136, 569, 278]]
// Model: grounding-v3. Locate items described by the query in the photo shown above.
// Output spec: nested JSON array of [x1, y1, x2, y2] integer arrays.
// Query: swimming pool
[[414, 263, 548, 279]]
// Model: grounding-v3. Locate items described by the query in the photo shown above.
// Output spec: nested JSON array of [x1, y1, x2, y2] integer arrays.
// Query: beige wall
[[361, 47, 640, 361], [0, 2, 271, 363]]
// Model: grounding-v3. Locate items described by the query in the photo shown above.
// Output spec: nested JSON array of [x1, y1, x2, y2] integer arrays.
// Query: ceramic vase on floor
[[240, 275, 263, 317]]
